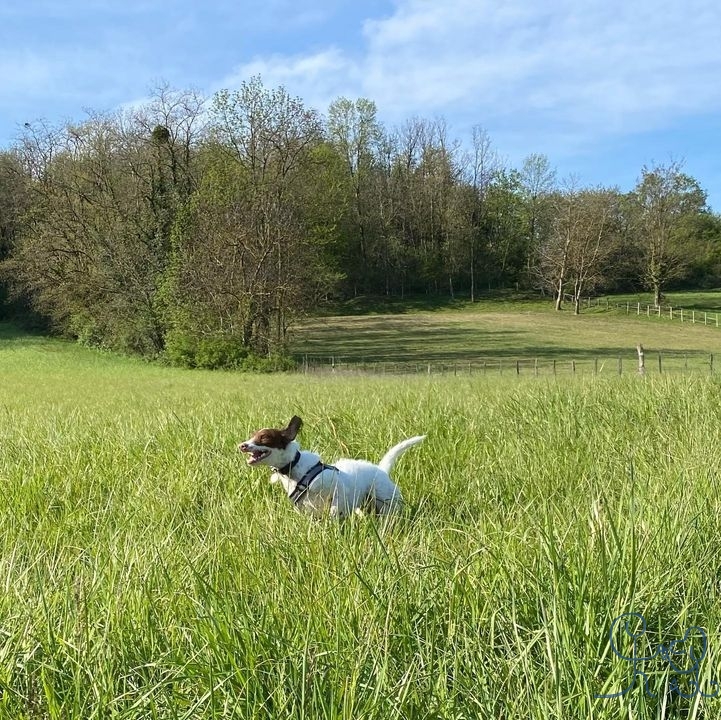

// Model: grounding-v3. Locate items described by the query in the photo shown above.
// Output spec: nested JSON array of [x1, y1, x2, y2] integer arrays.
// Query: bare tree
[[566, 189, 621, 314], [463, 126, 499, 301], [539, 183, 621, 312]]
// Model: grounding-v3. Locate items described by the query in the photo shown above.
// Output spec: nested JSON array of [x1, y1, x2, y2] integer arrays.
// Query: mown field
[[293, 291, 721, 375], [3, 307, 721, 718]]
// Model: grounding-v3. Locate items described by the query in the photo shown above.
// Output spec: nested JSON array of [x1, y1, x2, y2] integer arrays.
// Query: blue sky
[[2, 0, 720, 209]]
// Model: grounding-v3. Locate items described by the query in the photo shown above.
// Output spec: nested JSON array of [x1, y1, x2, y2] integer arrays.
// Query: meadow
[[3, 312, 721, 718], [293, 292, 721, 375]]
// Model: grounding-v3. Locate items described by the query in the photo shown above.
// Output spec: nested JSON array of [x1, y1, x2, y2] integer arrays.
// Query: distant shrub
[[194, 337, 249, 369], [164, 330, 295, 371]]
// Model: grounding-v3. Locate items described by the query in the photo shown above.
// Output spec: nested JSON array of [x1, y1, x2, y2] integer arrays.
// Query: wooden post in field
[[534, 358, 539, 377], [626, 302, 630, 314], [657, 305, 661, 318], [553, 359, 557, 376], [658, 352, 663, 374], [618, 356, 622, 375], [637, 302, 640, 315], [636, 344, 645, 375], [594, 357, 598, 374], [692, 310, 696, 324], [516, 360, 520, 375], [711, 354, 715, 374], [680, 309, 684, 322], [669, 306, 673, 320]]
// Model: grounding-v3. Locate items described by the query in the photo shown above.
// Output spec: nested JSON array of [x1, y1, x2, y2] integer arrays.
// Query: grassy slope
[[293, 294, 721, 371], [2, 327, 721, 717]]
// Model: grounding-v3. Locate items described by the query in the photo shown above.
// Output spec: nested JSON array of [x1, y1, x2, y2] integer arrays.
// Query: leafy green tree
[[326, 97, 383, 294], [4, 88, 204, 353], [0, 151, 31, 318], [164, 78, 330, 360], [631, 161, 707, 306]]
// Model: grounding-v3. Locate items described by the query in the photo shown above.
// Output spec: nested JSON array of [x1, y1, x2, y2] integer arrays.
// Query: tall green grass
[[2, 336, 721, 717]]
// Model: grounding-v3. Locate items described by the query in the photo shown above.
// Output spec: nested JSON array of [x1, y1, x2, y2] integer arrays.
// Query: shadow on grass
[[0, 322, 68, 353], [320, 289, 548, 316], [293, 317, 715, 362]]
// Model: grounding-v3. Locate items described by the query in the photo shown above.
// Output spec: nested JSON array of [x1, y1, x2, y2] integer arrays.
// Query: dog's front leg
[[330, 484, 356, 519]]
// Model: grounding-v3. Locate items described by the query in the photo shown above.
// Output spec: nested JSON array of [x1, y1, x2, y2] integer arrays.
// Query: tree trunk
[[470, 242, 475, 302], [554, 276, 563, 311]]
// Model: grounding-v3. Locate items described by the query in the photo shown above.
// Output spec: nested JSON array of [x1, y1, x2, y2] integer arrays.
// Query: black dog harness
[[275, 452, 338, 506]]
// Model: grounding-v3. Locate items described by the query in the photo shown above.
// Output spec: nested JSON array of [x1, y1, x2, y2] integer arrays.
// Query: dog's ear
[[284, 415, 302, 440]]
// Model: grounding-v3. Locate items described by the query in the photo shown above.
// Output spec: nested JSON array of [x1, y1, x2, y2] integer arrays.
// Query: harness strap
[[288, 462, 337, 505]]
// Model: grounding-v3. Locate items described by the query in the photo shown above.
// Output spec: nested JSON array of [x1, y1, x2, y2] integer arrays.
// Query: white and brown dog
[[239, 416, 424, 517]]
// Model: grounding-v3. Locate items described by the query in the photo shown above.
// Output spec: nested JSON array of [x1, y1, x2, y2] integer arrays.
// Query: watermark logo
[[596, 612, 719, 699]]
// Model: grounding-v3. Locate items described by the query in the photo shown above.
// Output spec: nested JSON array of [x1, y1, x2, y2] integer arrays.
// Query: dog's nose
[[238, 442, 248, 453]]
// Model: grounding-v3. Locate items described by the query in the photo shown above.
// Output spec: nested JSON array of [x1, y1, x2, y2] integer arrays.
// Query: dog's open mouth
[[246, 449, 270, 465]]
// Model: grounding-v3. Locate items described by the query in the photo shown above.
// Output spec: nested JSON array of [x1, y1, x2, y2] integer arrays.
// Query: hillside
[[292, 293, 721, 373]]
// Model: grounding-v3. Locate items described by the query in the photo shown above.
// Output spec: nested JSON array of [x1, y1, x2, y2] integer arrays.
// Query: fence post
[[594, 357, 598, 374], [553, 359, 557, 376], [534, 358, 539, 377], [657, 305, 661, 318], [681, 309, 684, 322], [711, 354, 715, 374], [637, 344, 645, 375], [637, 302, 641, 315], [572, 360, 576, 374], [618, 356, 622, 375], [626, 302, 630, 314], [516, 360, 520, 375], [658, 352, 662, 374], [692, 310, 695, 324], [669, 306, 673, 320]]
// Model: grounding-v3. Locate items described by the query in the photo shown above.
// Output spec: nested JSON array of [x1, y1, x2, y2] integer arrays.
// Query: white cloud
[[219, 48, 357, 110], [222, 0, 721, 147]]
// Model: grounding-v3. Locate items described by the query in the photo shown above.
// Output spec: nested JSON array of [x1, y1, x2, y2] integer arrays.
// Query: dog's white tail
[[378, 435, 426, 474]]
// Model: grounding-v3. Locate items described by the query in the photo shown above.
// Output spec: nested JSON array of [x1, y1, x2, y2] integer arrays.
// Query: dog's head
[[238, 416, 302, 469]]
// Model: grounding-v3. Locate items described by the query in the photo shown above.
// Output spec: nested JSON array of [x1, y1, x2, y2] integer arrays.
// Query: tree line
[[0, 79, 719, 367]]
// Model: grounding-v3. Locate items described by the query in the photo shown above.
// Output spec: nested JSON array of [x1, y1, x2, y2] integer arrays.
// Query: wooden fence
[[565, 295, 721, 327], [297, 352, 717, 377]]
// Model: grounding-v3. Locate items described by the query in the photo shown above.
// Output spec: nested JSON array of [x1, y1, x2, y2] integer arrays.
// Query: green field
[[3, 319, 721, 718], [293, 293, 721, 375]]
